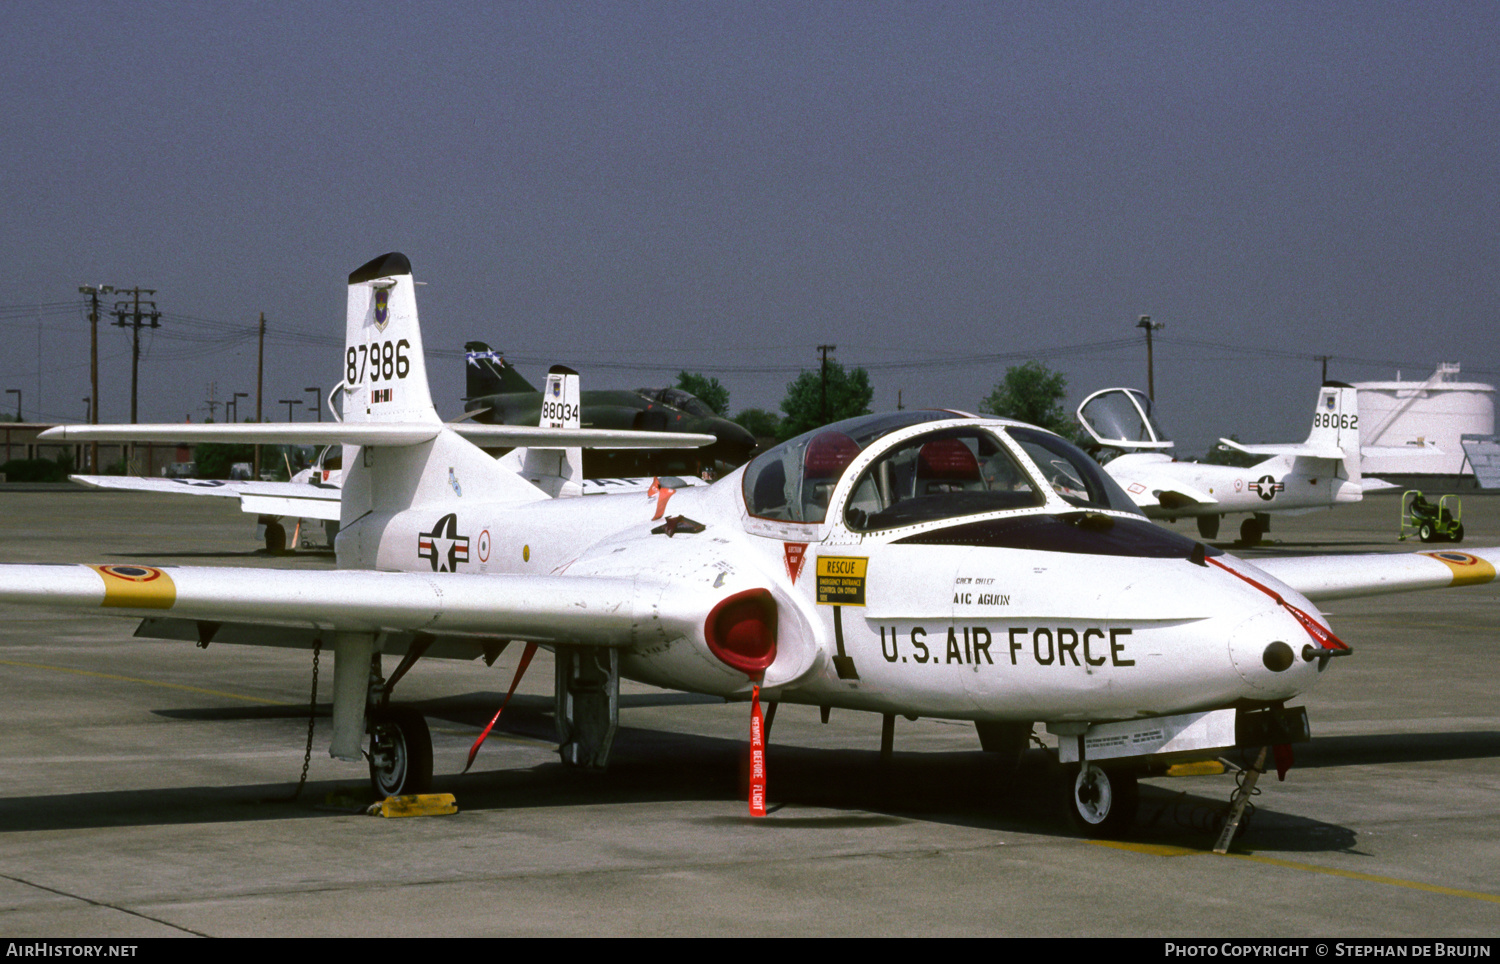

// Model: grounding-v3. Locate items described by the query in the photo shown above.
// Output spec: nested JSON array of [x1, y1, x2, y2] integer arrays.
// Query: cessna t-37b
[[9, 253, 1498, 837], [1078, 385, 1402, 545]]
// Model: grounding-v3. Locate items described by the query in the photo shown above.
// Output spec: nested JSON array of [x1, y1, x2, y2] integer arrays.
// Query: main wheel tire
[[264, 521, 286, 553], [368, 706, 433, 798], [1062, 763, 1139, 838], [1197, 515, 1220, 540], [1451, 523, 1465, 543], [1239, 517, 1261, 547]]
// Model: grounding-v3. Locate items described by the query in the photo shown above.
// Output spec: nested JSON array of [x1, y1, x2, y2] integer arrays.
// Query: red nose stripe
[[1208, 558, 1349, 651]]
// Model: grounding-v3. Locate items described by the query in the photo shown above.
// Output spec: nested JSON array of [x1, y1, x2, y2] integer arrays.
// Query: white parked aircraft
[[5, 253, 1497, 837], [71, 368, 704, 552], [72, 455, 344, 551], [1079, 385, 1398, 545]]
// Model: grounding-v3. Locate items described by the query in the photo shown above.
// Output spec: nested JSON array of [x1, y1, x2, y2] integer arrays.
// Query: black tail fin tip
[[465, 342, 538, 397], [349, 252, 412, 284]]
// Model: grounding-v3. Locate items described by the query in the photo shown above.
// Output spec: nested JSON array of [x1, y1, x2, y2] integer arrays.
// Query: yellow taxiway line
[[1092, 840, 1500, 904], [0, 658, 288, 706]]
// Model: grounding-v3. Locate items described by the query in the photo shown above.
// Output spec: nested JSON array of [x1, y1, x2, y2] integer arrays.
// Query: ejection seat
[[801, 431, 862, 521]]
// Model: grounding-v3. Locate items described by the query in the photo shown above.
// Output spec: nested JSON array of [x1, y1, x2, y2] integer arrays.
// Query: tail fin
[[343, 253, 439, 425], [465, 341, 537, 398], [514, 366, 583, 498], [1218, 382, 1363, 491], [338, 255, 543, 551], [1307, 381, 1362, 491]]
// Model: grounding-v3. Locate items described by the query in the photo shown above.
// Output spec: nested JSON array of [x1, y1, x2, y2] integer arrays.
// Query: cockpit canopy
[[635, 387, 716, 419], [741, 411, 1142, 529], [1076, 388, 1174, 451]]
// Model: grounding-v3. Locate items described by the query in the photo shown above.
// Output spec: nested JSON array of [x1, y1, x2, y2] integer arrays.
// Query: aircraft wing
[[0, 564, 697, 649], [1218, 438, 1344, 461], [1102, 457, 1218, 510], [1251, 547, 1500, 602], [71, 475, 343, 522]]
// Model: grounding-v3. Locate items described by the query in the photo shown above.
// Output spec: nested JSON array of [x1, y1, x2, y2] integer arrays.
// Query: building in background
[[1357, 363, 1495, 489]]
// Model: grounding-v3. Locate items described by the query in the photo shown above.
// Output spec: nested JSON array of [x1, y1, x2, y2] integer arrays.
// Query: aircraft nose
[[715, 418, 758, 460], [1225, 605, 1321, 700]]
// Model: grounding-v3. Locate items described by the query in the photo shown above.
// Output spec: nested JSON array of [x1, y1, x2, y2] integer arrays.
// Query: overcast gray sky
[[3, 1, 1496, 455]]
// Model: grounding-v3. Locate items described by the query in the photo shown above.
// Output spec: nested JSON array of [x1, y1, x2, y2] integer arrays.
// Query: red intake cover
[[705, 588, 778, 678]]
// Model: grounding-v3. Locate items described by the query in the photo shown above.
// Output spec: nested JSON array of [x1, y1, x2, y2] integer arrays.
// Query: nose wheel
[[367, 706, 433, 798], [1062, 762, 1138, 837]]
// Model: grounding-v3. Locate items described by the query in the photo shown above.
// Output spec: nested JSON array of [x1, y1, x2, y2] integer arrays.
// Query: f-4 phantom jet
[[463, 342, 757, 476], [8, 253, 1497, 837]]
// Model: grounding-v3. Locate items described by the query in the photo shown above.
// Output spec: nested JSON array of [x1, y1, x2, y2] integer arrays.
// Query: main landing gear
[[368, 705, 433, 797], [364, 640, 435, 797], [1238, 512, 1270, 547]]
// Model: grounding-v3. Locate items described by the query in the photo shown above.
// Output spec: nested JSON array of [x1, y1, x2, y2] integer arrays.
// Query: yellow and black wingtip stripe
[[1421, 551, 1498, 588], [90, 565, 177, 609]]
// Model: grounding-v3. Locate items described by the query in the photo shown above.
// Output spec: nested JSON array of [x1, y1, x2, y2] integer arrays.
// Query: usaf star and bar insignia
[[418, 514, 471, 572]]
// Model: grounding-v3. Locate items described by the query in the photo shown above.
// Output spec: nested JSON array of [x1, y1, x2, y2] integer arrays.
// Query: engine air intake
[[705, 588, 778, 677]]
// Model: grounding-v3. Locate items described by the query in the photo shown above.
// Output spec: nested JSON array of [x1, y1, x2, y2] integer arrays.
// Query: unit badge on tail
[[373, 287, 391, 331]]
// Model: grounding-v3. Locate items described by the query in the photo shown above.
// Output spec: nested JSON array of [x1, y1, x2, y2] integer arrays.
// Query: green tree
[[733, 407, 781, 440], [674, 371, 730, 417], [195, 441, 257, 479], [779, 363, 874, 439], [979, 361, 1081, 441]]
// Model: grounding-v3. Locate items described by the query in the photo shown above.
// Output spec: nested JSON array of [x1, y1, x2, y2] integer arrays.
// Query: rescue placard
[[816, 556, 868, 605]]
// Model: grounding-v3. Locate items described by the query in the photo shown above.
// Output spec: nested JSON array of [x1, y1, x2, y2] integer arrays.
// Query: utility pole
[[113, 288, 159, 476], [228, 392, 248, 424], [205, 382, 220, 422], [79, 285, 112, 472], [279, 399, 301, 422], [817, 344, 837, 425], [113, 288, 160, 424], [253, 312, 265, 480], [1135, 315, 1165, 402]]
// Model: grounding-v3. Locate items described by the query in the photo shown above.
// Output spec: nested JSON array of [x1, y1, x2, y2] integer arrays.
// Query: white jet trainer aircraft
[[1078, 385, 1398, 545], [7, 253, 1498, 837]]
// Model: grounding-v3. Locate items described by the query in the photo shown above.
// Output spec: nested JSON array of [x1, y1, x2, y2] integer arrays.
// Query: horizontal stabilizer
[[455, 423, 713, 450], [1252, 547, 1500, 602], [42, 422, 714, 451], [43, 423, 440, 446], [1218, 437, 1344, 461]]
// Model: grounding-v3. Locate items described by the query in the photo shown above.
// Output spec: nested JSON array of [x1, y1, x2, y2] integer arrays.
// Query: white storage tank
[[1357, 363, 1495, 484]]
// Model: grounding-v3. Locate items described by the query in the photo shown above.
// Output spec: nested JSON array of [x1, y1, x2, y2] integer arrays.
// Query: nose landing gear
[[1061, 762, 1139, 837]]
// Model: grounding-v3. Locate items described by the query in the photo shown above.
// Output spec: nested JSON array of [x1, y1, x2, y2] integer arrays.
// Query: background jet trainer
[[462, 343, 757, 477], [1078, 384, 1397, 545]]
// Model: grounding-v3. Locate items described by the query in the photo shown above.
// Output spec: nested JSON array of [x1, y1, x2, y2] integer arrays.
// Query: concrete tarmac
[[0, 487, 1496, 937]]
